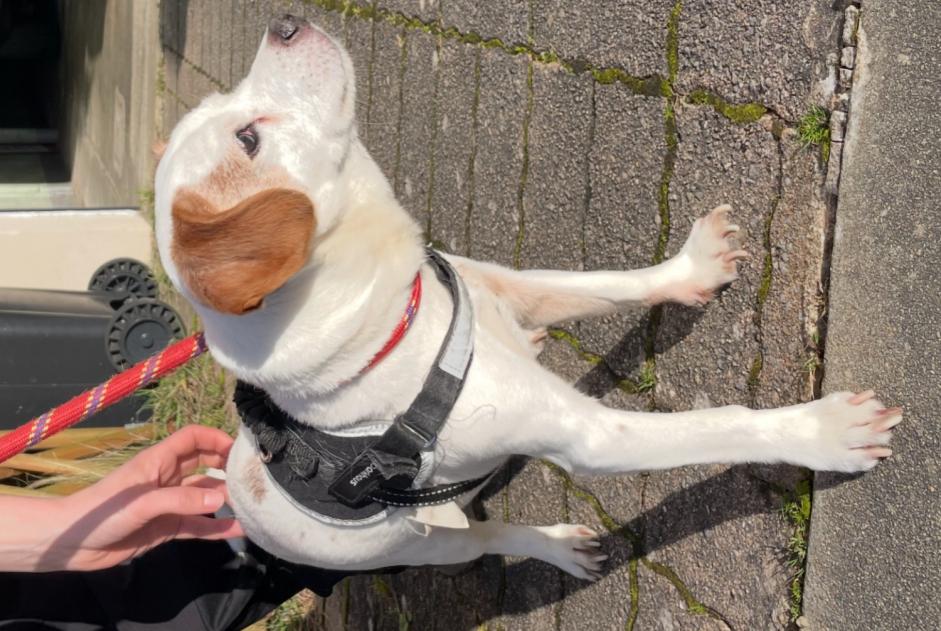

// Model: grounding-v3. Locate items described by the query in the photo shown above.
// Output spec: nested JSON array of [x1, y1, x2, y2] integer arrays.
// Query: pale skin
[[0, 425, 242, 572]]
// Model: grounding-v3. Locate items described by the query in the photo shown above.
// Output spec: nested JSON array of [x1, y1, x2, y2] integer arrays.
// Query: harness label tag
[[329, 458, 384, 506]]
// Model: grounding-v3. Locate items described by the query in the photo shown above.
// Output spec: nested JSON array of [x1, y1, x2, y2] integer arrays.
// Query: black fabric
[[328, 249, 473, 507], [236, 382, 389, 521], [237, 249, 484, 522], [0, 539, 353, 631]]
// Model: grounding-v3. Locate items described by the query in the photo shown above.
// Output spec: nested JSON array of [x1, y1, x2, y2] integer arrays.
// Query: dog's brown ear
[[152, 139, 168, 163], [171, 187, 315, 315]]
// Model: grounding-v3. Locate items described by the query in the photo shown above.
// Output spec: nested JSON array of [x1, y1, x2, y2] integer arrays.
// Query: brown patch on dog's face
[[171, 186, 315, 314], [243, 456, 267, 502]]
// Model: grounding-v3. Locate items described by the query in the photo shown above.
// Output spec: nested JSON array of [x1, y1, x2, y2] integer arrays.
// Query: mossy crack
[[547, 328, 653, 394], [513, 61, 535, 269], [640, 558, 733, 628], [543, 461, 641, 547], [686, 89, 767, 124], [391, 29, 409, 192], [780, 477, 812, 622], [423, 33, 443, 242], [163, 47, 227, 91], [464, 49, 482, 257], [626, 557, 640, 631], [747, 137, 785, 404]]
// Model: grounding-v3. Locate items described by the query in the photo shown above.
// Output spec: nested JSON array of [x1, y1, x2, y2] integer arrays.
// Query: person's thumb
[[132, 485, 226, 522]]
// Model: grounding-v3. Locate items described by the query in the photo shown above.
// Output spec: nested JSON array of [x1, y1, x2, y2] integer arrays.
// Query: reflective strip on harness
[[237, 249, 488, 524]]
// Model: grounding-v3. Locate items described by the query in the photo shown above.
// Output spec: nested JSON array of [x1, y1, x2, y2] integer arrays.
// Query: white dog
[[154, 16, 900, 580]]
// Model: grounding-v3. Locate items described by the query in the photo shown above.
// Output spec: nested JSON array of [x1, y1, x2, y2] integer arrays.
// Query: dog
[[154, 15, 901, 580]]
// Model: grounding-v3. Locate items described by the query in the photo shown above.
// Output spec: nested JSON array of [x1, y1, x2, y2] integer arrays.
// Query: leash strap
[[328, 250, 475, 507]]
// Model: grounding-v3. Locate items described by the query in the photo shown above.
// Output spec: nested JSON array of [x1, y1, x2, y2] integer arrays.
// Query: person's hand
[[0, 425, 244, 572]]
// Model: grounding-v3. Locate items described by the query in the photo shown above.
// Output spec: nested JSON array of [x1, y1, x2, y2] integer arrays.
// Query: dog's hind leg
[[391, 519, 607, 580], [449, 204, 747, 328]]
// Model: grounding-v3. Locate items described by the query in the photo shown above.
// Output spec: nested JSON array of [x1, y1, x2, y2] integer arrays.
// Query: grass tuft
[[797, 106, 831, 162], [782, 478, 812, 621]]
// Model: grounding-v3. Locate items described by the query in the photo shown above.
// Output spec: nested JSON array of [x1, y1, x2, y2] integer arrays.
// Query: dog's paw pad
[[794, 391, 902, 472], [538, 524, 606, 581], [652, 204, 746, 307]]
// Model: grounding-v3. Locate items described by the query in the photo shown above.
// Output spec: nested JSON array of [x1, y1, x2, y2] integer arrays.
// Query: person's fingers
[[174, 516, 245, 540], [181, 474, 231, 504], [130, 484, 226, 523], [141, 425, 235, 483]]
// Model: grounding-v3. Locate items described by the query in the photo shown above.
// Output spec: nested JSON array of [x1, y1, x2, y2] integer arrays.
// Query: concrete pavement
[[802, 2, 941, 628]]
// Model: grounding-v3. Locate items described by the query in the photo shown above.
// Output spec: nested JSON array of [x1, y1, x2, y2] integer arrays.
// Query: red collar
[[358, 272, 422, 375]]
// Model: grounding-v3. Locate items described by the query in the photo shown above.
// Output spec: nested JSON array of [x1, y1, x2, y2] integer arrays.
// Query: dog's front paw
[[791, 390, 902, 472], [650, 204, 748, 306], [536, 524, 606, 581]]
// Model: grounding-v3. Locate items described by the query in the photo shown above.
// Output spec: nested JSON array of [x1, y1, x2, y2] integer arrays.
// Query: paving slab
[[532, 0, 673, 77], [429, 40, 478, 255], [802, 2, 941, 628], [655, 105, 776, 412], [394, 30, 439, 234], [465, 48, 529, 267], [441, 0, 530, 50], [677, 0, 840, 121], [577, 88, 664, 381], [518, 64, 593, 271], [378, 0, 442, 24], [361, 21, 405, 183]]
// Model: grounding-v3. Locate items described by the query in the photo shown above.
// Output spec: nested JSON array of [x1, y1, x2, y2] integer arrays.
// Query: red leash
[[0, 333, 208, 464], [0, 271, 424, 465]]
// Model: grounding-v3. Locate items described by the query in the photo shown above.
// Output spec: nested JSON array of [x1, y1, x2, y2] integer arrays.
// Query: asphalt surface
[[802, 2, 941, 629]]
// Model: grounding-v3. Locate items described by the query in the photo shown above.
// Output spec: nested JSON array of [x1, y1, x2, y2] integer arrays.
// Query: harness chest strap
[[327, 249, 477, 507], [236, 249, 490, 520]]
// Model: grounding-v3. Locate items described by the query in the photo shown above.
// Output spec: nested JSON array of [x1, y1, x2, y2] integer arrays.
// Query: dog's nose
[[269, 14, 301, 42]]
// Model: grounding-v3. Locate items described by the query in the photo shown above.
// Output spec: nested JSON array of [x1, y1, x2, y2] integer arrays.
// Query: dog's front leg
[[520, 388, 900, 474], [449, 204, 747, 328]]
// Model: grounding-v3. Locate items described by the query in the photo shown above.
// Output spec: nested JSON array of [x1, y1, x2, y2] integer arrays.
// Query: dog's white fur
[[154, 20, 900, 579]]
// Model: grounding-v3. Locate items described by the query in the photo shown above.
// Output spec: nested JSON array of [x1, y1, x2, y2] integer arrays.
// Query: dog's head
[[155, 15, 356, 315]]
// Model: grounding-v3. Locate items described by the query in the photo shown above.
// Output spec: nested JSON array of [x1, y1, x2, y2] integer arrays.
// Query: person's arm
[[0, 425, 243, 572]]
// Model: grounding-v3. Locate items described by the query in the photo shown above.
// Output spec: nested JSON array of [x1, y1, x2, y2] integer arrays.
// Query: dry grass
[[0, 426, 156, 497]]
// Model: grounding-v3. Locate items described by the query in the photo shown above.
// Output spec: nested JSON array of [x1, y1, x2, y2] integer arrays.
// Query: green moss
[[263, 592, 314, 631], [626, 557, 640, 631], [544, 461, 641, 546], [641, 558, 726, 622], [665, 1, 682, 89], [746, 353, 763, 395], [372, 576, 412, 631], [687, 89, 767, 124], [548, 328, 604, 366], [590, 67, 664, 97], [782, 478, 813, 621]]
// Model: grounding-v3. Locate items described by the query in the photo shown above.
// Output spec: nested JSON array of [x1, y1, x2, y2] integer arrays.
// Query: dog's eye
[[235, 125, 259, 157]]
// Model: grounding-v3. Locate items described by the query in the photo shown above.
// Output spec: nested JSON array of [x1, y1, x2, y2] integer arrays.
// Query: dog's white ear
[[171, 187, 316, 314]]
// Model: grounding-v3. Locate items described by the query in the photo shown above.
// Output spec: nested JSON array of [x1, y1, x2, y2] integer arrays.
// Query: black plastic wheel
[[106, 299, 186, 370], [88, 258, 158, 299]]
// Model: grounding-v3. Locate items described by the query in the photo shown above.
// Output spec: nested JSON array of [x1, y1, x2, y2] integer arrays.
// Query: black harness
[[235, 250, 491, 525]]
